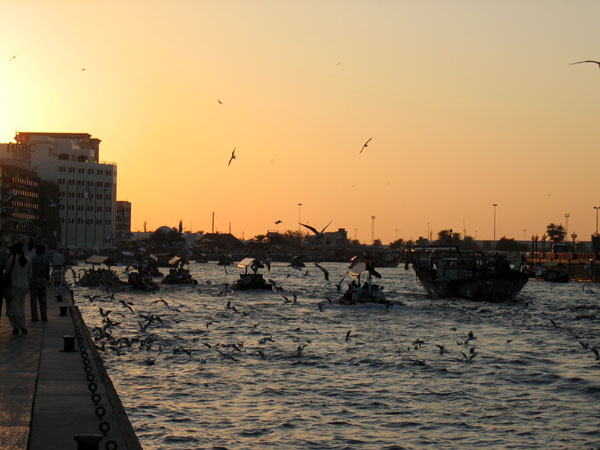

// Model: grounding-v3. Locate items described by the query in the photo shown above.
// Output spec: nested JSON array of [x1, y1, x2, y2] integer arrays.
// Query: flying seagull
[[228, 148, 236, 166], [570, 60, 600, 69], [359, 137, 372, 154], [314, 262, 329, 281], [9, 55, 16, 62], [275, 220, 282, 224], [218, 99, 223, 104], [300, 220, 332, 239]]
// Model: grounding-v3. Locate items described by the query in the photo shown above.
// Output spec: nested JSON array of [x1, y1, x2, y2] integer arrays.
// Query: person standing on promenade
[[0, 245, 9, 318], [51, 249, 66, 288], [25, 240, 36, 259], [5, 242, 32, 334], [30, 244, 50, 322]]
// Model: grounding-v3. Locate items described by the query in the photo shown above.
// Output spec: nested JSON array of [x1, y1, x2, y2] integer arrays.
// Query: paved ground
[[0, 288, 142, 450]]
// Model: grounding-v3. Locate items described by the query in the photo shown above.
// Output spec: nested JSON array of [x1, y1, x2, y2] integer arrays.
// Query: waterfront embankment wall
[[0, 287, 143, 450]]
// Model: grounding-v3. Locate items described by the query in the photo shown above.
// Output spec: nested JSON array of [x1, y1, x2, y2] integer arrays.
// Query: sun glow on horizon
[[2, 1, 600, 243]]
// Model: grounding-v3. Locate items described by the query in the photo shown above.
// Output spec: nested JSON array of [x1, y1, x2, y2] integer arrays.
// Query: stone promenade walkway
[[0, 287, 142, 450]]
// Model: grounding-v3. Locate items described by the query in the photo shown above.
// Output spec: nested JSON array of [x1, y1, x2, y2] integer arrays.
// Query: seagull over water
[[314, 262, 329, 281], [300, 220, 332, 239], [570, 60, 600, 69], [228, 148, 236, 166], [359, 137, 372, 154]]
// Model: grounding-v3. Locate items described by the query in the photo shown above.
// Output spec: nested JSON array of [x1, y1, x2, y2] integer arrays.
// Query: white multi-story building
[[0, 132, 117, 249]]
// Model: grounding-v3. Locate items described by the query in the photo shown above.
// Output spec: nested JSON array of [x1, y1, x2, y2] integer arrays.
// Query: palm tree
[[546, 223, 566, 243]]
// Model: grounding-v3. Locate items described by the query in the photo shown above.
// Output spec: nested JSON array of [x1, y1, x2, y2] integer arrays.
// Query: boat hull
[[415, 269, 529, 301], [231, 274, 272, 291]]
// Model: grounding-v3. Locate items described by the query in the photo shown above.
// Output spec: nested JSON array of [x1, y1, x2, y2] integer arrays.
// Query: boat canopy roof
[[237, 257, 256, 268], [86, 255, 109, 265], [168, 256, 181, 266], [348, 262, 366, 278]]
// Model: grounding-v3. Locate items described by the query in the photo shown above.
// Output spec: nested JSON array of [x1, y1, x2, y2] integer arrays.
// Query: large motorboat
[[405, 246, 529, 301]]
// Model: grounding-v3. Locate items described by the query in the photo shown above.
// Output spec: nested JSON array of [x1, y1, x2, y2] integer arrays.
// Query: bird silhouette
[[570, 60, 600, 69], [300, 220, 332, 239], [9, 55, 16, 62], [314, 262, 329, 281], [218, 99, 223, 104], [228, 148, 236, 166], [359, 137, 372, 154]]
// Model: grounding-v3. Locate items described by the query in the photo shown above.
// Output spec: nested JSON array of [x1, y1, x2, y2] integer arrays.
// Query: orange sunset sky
[[1, 1, 599, 244]]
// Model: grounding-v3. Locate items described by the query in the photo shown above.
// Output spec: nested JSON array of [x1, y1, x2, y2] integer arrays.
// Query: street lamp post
[[297, 203, 302, 234], [492, 203, 498, 244], [594, 206, 600, 235], [564, 213, 569, 242], [371, 216, 376, 245], [524, 229, 527, 241], [571, 233, 577, 254]]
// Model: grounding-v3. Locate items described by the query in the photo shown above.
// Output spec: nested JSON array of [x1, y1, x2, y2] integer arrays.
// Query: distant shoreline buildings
[[0, 131, 595, 253]]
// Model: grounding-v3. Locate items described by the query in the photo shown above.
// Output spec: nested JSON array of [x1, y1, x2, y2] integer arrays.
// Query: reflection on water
[[77, 262, 600, 449]]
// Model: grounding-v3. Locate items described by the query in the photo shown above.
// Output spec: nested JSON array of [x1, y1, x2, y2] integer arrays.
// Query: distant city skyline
[[2, 1, 599, 244]]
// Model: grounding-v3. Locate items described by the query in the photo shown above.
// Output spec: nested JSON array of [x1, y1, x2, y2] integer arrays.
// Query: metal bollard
[[62, 335, 76, 352], [73, 434, 103, 450], [59, 305, 68, 316]]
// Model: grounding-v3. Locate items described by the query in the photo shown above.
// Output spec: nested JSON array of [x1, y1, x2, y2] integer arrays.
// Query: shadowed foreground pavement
[[0, 288, 142, 450]]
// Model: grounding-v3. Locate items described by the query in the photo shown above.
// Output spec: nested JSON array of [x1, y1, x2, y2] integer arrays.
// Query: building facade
[[115, 200, 132, 248], [0, 160, 39, 247], [0, 132, 117, 249], [304, 228, 349, 247]]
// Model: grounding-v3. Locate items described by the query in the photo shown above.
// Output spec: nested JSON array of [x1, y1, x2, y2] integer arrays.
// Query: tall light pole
[[594, 206, 600, 235], [297, 203, 302, 234], [395, 228, 398, 241], [492, 203, 498, 243], [371, 216, 376, 245], [524, 229, 527, 241], [564, 213, 569, 242], [354, 228, 357, 241]]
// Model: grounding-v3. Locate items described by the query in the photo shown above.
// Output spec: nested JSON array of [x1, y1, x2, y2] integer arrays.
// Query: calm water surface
[[76, 262, 600, 449]]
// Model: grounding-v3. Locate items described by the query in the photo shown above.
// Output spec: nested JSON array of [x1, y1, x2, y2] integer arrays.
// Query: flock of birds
[[225, 137, 373, 167], [72, 262, 600, 372]]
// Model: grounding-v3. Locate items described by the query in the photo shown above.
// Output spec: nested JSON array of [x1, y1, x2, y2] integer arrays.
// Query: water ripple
[[77, 262, 600, 449]]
